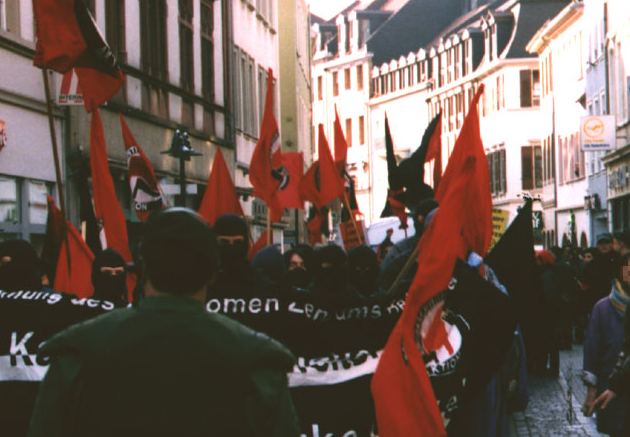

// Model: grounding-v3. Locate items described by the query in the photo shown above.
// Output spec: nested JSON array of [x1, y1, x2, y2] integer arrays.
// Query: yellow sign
[[491, 209, 510, 248]]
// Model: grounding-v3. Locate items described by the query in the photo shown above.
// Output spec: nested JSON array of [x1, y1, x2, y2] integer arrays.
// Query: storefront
[[603, 144, 630, 233]]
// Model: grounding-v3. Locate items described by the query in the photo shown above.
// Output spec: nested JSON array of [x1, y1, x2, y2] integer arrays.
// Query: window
[[521, 145, 543, 190], [559, 134, 585, 183], [520, 69, 540, 108], [201, 0, 214, 132], [345, 68, 351, 90], [487, 149, 506, 196], [317, 76, 323, 100], [496, 74, 504, 110], [345, 118, 353, 147], [358, 116, 365, 145], [179, 0, 194, 92], [106, 0, 126, 63], [333, 72, 339, 96], [234, 48, 257, 137], [1, 0, 20, 35], [258, 66, 268, 135], [356, 65, 363, 91], [0, 176, 52, 247], [140, 0, 169, 117]]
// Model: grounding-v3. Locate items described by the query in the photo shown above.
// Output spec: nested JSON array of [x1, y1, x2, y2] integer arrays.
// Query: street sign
[[161, 184, 198, 195], [580, 115, 615, 151]]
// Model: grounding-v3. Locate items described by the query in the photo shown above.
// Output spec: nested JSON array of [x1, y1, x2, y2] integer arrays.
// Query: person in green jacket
[[28, 208, 299, 437]]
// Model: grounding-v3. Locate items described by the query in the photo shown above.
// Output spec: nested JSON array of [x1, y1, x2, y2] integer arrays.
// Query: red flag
[[90, 109, 134, 300], [249, 69, 283, 221], [41, 195, 66, 283], [276, 152, 304, 209], [198, 147, 244, 225], [54, 221, 95, 299], [425, 115, 443, 190], [372, 87, 490, 436], [299, 162, 321, 207], [307, 209, 323, 246], [317, 125, 345, 206], [334, 106, 348, 166], [436, 86, 491, 256], [33, 0, 124, 112], [119, 115, 164, 221], [248, 232, 272, 261]]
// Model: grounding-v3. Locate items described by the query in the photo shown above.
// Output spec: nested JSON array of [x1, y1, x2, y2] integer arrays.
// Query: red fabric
[[387, 189, 408, 230], [249, 69, 283, 221], [119, 115, 163, 221], [33, 0, 86, 72], [198, 147, 244, 226], [307, 211, 323, 246], [45, 195, 65, 246], [334, 107, 348, 166], [317, 125, 345, 206], [425, 115, 443, 190], [54, 220, 95, 298], [436, 85, 492, 257], [373, 88, 491, 436], [34, 0, 124, 112], [75, 67, 124, 113], [90, 109, 134, 300], [535, 250, 556, 266], [248, 232, 272, 261], [276, 152, 304, 209], [299, 162, 321, 207]]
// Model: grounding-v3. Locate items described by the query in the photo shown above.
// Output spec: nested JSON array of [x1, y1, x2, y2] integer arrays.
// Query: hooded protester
[[379, 198, 439, 295], [347, 245, 380, 298], [252, 245, 287, 295], [311, 244, 353, 306], [91, 249, 127, 306], [284, 244, 315, 292], [208, 214, 262, 299], [582, 253, 630, 436], [0, 239, 42, 291]]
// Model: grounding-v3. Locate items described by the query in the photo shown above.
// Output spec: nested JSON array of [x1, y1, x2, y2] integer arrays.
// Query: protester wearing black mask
[[311, 244, 353, 306], [347, 245, 380, 298], [92, 249, 127, 306], [209, 214, 260, 298], [284, 245, 315, 291], [252, 245, 287, 294], [0, 239, 42, 291]]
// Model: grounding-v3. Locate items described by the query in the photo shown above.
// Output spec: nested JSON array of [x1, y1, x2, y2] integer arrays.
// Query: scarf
[[610, 279, 630, 317]]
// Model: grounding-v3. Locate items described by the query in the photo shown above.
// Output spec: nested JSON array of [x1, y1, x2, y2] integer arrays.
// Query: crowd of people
[[3, 202, 630, 436]]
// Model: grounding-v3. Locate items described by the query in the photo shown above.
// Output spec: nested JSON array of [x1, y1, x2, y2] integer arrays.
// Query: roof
[[505, 0, 571, 58], [367, 0, 466, 65]]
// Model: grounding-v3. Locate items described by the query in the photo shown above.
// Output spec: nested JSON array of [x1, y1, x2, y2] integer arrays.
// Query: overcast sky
[[307, 0, 356, 20]]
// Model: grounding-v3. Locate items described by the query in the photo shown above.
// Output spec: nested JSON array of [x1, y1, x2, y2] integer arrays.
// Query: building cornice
[[526, 1, 584, 54], [0, 32, 35, 58], [0, 87, 63, 118]]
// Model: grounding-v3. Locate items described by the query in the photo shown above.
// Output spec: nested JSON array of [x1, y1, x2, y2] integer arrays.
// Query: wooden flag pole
[[42, 69, 67, 216], [266, 208, 272, 245], [386, 243, 420, 296], [42, 68, 72, 270], [342, 191, 364, 245]]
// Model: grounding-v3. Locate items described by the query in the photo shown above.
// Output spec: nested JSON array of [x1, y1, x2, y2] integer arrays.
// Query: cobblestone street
[[509, 346, 603, 437]]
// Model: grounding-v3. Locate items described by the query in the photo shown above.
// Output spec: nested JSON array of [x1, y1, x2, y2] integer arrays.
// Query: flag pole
[[342, 191, 364, 245], [266, 208, 272, 245], [386, 243, 420, 296], [42, 68, 72, 271], [42, 69, 67, 217]]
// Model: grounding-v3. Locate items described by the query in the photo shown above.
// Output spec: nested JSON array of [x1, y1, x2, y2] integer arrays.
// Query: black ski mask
[[313, 245, 348, 293], [0, 239, 42, 291], [213, 214, 249, 272], [284, 245, 315, 289], [347, 245, 379, 297], [92, 249, 127, 304], [252, 245, 286, 289]]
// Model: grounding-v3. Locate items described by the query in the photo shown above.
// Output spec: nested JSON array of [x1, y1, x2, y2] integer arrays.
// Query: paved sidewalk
[[509, 346, 604, 436]]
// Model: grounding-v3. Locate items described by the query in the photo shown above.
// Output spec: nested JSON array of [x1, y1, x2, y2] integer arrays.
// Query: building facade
[[528, 1, 589, 247], [0, 0, 61, 248], [602, 0, 630, 234]]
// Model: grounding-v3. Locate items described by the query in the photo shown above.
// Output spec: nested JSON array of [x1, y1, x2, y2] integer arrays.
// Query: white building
[[602, 0, 630, 233], [0, 0, 66, 246], [528, 1, 588, 247]]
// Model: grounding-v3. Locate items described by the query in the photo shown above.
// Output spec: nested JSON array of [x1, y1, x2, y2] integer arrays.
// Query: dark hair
[[141, 208, 218, 295]]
